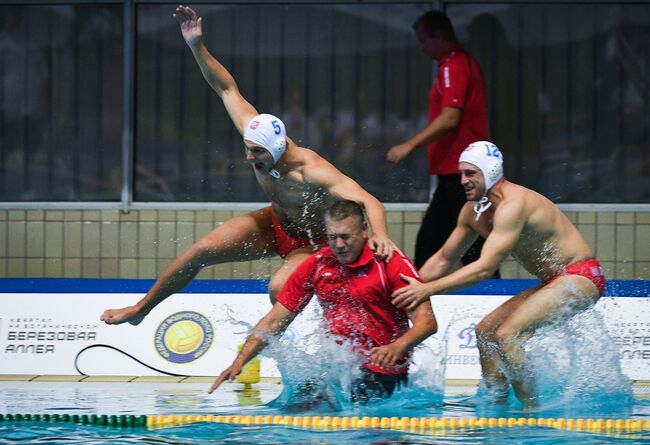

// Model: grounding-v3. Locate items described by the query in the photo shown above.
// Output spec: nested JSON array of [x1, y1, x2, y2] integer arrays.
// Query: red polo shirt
[[277, 244, 422, 375], [428, 45, 488, 175]]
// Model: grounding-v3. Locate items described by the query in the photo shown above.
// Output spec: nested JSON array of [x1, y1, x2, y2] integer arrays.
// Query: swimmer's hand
[[100, 306, 146, 326], [386, 142, 415, 164], [368, 234, 398, 262], [391, 274, 431, 311], [173, 5, 203, 47], [370, 343, 406, 369], [209, 362, 243, 394]]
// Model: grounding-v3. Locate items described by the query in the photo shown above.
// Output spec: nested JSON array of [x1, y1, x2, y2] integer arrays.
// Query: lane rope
[[2, 413, 650, 432]]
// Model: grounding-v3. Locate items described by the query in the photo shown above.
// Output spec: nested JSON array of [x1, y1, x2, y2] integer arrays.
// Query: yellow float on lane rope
[[2, 413, 649, 435], [139, 414, 650, 432]]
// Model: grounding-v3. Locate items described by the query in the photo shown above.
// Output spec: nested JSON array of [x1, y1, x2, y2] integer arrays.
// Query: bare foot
[[100, 306, 146, 326], [477, 379, 510, 405]]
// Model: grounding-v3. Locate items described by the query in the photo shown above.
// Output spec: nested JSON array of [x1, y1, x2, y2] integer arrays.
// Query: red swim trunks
[[547, 259, 606, 295], [269, 206, 326, 258]]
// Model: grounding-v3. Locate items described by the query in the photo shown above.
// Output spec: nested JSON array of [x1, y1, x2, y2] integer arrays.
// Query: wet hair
[[325, 200, 366, 226], [412, 10, 457, 41]]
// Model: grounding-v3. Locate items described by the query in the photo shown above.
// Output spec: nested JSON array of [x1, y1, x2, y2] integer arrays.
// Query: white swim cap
[[458, 141, 504, 197], [243, 114, 287, 164]]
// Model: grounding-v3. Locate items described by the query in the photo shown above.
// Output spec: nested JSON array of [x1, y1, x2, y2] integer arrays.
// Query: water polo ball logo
[[155, 311, 213, 364]]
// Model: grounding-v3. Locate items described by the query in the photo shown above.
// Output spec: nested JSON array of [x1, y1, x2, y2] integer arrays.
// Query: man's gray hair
[[325, 200, 366, 225]]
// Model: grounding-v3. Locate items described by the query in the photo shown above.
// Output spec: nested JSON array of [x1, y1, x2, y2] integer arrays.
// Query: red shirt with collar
[[428, 45, 488, 175], [277, 243, 422, 375]]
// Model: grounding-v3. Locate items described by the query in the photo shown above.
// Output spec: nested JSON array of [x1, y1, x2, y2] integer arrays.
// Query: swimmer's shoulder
[[293, 147, 343, 183], [497, 194, 528, 214], [506, 183, 555, 216], [457, 200, 476, 225], [280, 144, 319, 179], [295, 145, 329, 164], [286, 142, 323, 166]]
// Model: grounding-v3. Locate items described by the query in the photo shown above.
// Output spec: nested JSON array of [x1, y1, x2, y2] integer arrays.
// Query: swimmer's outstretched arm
[[370, 300, 437, 369], [418, 215, 478, 282], [174, 5, 257, 134], [304, 159, 398, 261], [209, 303, 296, 393], [393, 201, 524, 310]]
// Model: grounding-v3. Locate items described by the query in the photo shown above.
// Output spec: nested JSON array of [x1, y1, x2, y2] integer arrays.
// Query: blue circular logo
[[154, 311, 213, 364]]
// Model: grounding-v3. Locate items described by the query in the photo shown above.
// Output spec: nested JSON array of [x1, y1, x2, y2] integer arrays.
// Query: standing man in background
[[387, 11, 496, 275]]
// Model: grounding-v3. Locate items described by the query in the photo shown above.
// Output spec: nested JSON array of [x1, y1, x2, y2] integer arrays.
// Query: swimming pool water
[[1, 380, 648, 444]]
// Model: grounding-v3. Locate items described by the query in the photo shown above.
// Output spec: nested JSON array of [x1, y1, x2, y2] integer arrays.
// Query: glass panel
[[448, 3, 650, 203], [134, 3, 431, 202], [6, 2, 646, 204], [0, 4, 123, 201]]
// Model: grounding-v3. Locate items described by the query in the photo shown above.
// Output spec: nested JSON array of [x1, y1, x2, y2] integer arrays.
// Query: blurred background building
[[1, 1, 649, 279]]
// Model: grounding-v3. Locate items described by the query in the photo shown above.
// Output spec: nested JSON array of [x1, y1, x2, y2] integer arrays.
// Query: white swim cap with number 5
[[459, 141, 504, 195], [243, 114, 287, 164]]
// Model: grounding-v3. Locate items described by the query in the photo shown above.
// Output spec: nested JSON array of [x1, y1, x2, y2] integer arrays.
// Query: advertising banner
[[0, 293, 648, 381], [0, 293, 273, 377], [433, 295, 650, 381]]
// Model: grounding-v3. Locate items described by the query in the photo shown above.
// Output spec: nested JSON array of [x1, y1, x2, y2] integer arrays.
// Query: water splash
[[256, 302, 356, 412], [356, 343, 446, 418], [527, 307, 633, 417], [472, 307, 633, 417], [214, 305, 253, 335], [257, 301, 445, 415]]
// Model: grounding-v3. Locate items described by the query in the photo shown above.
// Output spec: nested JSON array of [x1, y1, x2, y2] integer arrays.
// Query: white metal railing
[[1, 201, 650, 212]]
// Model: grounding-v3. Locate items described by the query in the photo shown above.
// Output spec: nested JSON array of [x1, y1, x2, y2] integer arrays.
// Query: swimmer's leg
[[476, 285, 543, 402], [101, 208, 277, 325], [492, 276, 600, 406], [267, 246, 318, 304]]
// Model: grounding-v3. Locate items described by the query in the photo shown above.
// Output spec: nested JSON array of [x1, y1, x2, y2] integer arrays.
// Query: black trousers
[[295, 368, 407, 406], [414, 174, 498, 278], [350, 367, 408, 404]]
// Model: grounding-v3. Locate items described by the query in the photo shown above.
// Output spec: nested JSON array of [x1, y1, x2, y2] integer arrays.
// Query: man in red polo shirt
[[387, 11, 494, 273], [209, 200, 437, 404]]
